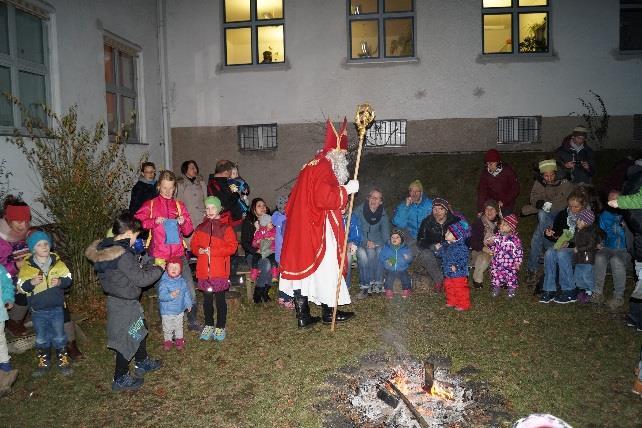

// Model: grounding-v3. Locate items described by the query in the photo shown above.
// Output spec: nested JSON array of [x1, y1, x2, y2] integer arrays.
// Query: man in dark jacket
[[207, 160, 243, 227], [554, 126, 595, 185], [416, 198, 459, 292]]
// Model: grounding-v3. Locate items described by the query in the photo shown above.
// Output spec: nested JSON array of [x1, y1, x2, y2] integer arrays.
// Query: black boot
[[261, 286, 272, 302], [187, 304, 202, 332], [293, 295, 320, 328], [321, 304, 355, 324], [253, 286, 263, 303]]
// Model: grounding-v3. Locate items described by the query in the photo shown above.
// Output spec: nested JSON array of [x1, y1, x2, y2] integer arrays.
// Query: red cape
[[280, 156, 348, 280]]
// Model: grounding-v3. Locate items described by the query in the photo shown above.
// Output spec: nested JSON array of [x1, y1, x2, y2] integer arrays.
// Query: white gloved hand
[[344, 179, 359, 195]]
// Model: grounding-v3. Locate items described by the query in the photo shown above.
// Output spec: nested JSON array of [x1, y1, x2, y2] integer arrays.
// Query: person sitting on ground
[[391, 180, 432, 252], [355, 188, 389, 298], [522, 159, 574, 286], [17, 231, 73, 377], [539, 188, 590, 304], [435, 221, 471, 311], [85, 211, 164, 392], [477, 149, 520, 215], [593, 190, 630, 309], [469, 199, 499, 289], [129, 162, 158, 215], [207, 160, 244, 227], [416, 197, 459, 293], [555, 126, 595, 185], [379, 229, 413, 299], [573, 208, 600, 304], [488, 214, 523, 298]]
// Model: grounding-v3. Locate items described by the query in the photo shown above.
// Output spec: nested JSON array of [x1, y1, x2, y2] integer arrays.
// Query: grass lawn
[[2, 150, 641, 427]]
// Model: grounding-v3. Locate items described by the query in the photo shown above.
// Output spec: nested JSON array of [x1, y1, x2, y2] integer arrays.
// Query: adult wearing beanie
[[477, 149, 520, 215]]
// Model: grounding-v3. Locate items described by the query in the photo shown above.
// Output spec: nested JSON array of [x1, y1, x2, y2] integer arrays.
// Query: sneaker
[[56, 350, 73, 377], [200, 325, 215, 341], [402, 289, 411, 298], [590, 293, 604, 305], [385, 290, 394, 299], [539, 291, 556, 303], [607, 296, 625, 311], [356, 289, 369, 300], [491, 287, 500, 298], [577, 291, 591, 304], [213, 328, 226, 341], [112, 373, 144, 392], [134, 358, 163, 377], [175, 338, 185, 351], [626, 315, 638, 328], [507, 289, 517, 298], [554, 291, 577, 304], [162, 340, 173, 351]]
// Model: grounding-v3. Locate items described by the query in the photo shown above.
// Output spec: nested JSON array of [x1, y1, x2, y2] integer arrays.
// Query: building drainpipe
[[157, 0, 171, 169]]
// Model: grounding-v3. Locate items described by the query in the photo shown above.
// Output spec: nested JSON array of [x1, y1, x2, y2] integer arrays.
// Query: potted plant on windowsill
[[519, 16, 547, 53]]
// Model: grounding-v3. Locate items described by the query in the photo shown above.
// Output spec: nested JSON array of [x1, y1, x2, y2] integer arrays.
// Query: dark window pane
[[384, 0, 413, 13], [0, 66, 12, 126], [257, 25, 284, 63], [0, 3, 8, 55], [257, 0, 283, 20], [104, 45, 115, 84], [225, 27, 252, 65], [121, 96, 136, 139], [621, 9, 642, 50], [120, 52, 134, 89], [350, 19, 379, 59], [518, 12, 548, 53], [483, 14, 512, 53], [18, 71, 46, 127], [621, 0, 642, 4], [385, 18, 413, 57], [350, 0, 378, 15], [16, 10, 44, 64], [106, 92, 116, 134], [225, 0, 250, 22]]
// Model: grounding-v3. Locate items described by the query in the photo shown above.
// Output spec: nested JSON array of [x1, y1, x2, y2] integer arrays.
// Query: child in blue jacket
[[379, 229, 413, 299], [0, 265, 17, 394], [158, 257, 193, 351]]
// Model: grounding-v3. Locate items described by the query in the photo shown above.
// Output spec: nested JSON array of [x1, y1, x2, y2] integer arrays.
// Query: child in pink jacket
[[252, 214, 278, 282]]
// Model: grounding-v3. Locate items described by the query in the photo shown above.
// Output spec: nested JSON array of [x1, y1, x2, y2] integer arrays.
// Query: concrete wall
[[0, 0, 164, 214]]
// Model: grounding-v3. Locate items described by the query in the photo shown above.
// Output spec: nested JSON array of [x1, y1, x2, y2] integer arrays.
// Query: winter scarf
[[487, 163, 503, 177], [363, 203, 384, 225]]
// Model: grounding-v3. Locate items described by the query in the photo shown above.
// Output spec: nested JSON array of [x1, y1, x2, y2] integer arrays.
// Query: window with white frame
[[104, 37, 138, 142], [365, 119, 406, 147], [223, 0, 285, 66], [482, 0, 549, 55], [238, 123, 277, 150], [620, 0, 642, 52], [497, 116, 541, 144], [347, 0, 415, 61], [0, 2, 49, 131]]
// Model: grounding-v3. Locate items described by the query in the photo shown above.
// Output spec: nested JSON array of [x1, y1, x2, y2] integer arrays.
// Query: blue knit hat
[[27, 230, 52, 253], [447, 221, 466, 241]]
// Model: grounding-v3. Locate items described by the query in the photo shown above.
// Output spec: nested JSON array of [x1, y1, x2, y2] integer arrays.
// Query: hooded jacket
[[436, 238, 469, 278], [85, 237, 163, 300], [129, 178, 158, 215], [598, 209, 627, 250], [17, 253, 72, 310], [158, 272, 193, 316], [391, 195, 432, 239], [554, 137, 595, 184], [379, 239, 412, 272], [190, 215, 238, 280], [477, 163, 520, 213], [416, 211, 459, 250], [521, 175, 574, 216]]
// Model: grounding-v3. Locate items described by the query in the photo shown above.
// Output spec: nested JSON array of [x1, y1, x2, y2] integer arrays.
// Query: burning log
[[423, 362, 434, 392], [384, 380, 430, 428], [376, 386, 400, 408]]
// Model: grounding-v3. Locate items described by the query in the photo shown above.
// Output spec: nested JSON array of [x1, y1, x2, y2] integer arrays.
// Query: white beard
[[326, 150, 350, 185]]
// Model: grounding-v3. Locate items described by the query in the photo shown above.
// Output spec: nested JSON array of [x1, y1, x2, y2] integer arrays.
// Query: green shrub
[[9, 101, 143, 298]]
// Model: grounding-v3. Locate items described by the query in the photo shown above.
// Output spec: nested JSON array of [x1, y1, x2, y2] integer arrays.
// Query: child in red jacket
[[191, 197, 237, 342]]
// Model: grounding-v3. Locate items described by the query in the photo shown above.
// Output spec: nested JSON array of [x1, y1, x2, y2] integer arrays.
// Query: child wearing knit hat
[[158, 257, 193, 351], [17, 230, 74, 377], [488, 214, 523, 298], [252, 213, 279, 283], [434, 221, 471, 311], [573, 208, 600, 303]]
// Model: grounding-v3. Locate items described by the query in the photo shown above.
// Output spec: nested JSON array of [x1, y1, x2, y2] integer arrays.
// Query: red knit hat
[[4, 205, 31, 222], [502, 214, 519, 232], [484, 149, 501, 163], [166, 257, 183, 276], [322, 118, 349, 154]]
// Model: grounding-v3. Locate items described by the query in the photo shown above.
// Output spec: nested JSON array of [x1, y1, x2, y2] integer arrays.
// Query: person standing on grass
[[593, 191, 630, 309], [0, 264, 18, 395], [176, 160, 207, 249], [191, 197, 237, 342], [86, 212, 164, 392], [521, 159, 574, 287], [135, 170, 201, 332], [476, 149, 520, 215], [207, 160, 244, 227], [488, 214, 523, 298], [129, 162, 158, 215], [539, 188, 589, 304], [391, 180, 432, 253], [435, 221, 471, 311], [158, 258, 192, 351]]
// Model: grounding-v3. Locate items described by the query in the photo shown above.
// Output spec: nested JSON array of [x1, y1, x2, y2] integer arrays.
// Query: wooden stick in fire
[[331, 103, 375, 332]]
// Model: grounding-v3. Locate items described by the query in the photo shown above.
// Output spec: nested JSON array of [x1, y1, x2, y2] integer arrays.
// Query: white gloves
[[343, 180, 359, 195]]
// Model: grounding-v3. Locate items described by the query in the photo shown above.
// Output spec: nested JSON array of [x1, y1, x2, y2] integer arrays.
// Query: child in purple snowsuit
[[489, 213, 523, 298]]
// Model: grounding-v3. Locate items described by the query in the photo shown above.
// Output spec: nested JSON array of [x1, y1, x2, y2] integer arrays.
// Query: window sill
[[476, 51, 558, 64], [217, 60, 291, 74], [342, 57, 420, 68], [611, 48, 642, 60]]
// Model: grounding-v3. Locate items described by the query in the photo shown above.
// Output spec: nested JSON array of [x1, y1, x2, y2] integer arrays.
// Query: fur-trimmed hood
[[85, 238, 128, 264]]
